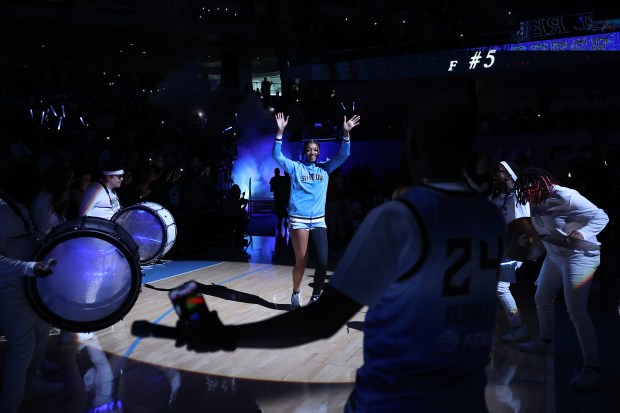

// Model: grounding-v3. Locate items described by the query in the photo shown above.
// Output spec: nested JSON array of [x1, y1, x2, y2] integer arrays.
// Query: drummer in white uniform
[[488, 161, 530, 342], [515, 167, 609, 390], [79, 161, 124, 219]]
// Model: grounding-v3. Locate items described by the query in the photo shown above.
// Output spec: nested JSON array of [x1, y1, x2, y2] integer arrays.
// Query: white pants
[[497, 260, 522, 327], [497, 281, 522, 327], [535, 252, 600, 367]]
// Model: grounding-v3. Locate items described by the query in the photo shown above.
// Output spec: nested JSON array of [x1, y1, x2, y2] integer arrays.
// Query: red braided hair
[[515, 167, 560, 205]]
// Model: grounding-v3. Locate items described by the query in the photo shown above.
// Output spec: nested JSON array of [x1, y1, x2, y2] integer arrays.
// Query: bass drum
[[507, 217, 546, 262], [25, 217, 142, 333], [112, 201, 177, 265]]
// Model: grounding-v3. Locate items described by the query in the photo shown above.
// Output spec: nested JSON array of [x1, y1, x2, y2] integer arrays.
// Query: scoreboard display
[[291, 32, 619, 81]]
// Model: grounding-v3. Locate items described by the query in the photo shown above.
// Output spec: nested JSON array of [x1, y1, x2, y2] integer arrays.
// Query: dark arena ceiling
[[1, 0, 617, 76]]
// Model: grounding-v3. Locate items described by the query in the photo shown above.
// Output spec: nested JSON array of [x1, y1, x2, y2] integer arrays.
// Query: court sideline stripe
[[141, 261, 224, 284], [124, 263, 274, 358]]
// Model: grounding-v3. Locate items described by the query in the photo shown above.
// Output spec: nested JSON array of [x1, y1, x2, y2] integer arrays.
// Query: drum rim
[[26, 228, 142, 332], [47, 216, 141, 253]]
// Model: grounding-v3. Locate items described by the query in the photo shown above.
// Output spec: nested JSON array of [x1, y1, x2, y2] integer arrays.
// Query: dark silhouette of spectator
[[217, 184, 249, 247], [146, 160, 182, 210], [176, 157, 216, 253], [115, 169, 142, 207], [261, 77, 272, 106], [283, 171, 291, 202], [269, 167, 289, 232]]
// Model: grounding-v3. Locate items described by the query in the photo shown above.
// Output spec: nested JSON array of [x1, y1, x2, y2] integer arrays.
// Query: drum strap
[[98, 180, 114, 207]]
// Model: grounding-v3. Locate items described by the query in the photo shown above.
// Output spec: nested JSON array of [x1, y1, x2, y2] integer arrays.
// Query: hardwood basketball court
[[2, 226, 618, 413]]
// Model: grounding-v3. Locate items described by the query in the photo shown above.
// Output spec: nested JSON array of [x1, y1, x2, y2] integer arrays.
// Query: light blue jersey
[[272, 137, 350, 222]]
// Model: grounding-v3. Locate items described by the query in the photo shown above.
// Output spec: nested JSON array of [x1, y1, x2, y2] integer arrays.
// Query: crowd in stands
[[278, 0, 522, 65], [1, 42, 619, 256]]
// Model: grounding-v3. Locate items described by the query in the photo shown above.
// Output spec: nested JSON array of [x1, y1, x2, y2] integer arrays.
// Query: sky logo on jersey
[[301, 174, 324, 182]]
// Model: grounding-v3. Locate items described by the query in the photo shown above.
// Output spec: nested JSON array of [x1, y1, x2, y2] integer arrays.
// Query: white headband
[[499, 161, 517, 181], [103, 169, 124, 176]]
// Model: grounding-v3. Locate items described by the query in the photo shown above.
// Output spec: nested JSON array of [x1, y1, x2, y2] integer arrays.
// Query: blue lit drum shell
[[112, 201, 177, 265], [26, 217, 142, 332]]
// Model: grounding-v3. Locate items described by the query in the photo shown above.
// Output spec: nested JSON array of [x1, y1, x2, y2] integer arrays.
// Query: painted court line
[[125, 263, 274, 358], [141, 261, 224, 284]]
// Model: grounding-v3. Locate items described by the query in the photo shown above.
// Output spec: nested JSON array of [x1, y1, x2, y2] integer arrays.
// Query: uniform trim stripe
[[289, 215, 326, 224], [395, 198, 429, 281]]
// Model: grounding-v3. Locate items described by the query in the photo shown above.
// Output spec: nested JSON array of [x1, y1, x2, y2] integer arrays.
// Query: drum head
[[112, 202, 176, 265], [26, 217, 142, 332]]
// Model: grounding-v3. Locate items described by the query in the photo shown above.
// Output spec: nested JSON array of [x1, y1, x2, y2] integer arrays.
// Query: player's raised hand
[[343, 115, 361, 134]]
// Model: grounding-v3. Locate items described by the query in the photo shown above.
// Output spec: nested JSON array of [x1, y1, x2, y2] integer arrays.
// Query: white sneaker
[[501, 324, 528, 342], [569, 367, 602, 390], [78, 332, 95, 341], [291, 292, 303, 310], [519, 337, 555, 354]]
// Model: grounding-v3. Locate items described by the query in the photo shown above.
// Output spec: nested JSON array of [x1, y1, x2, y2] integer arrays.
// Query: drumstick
[[35, 258, 57, 278], [44, 258, 57, 272]]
